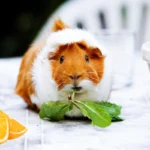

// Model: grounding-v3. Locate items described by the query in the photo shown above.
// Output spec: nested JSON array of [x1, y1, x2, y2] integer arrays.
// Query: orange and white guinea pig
[[15, 19, 112, 117]]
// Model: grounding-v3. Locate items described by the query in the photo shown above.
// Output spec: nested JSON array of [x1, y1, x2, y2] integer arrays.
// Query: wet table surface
[[0, 53, 150, 150]]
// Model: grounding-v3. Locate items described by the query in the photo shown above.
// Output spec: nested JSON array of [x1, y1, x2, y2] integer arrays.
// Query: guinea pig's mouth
[[58, 85, 84, 93], [72, 86, 82, 92]]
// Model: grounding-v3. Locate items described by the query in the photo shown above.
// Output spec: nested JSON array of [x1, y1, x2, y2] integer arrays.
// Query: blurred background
[[0, 0, 150, 58], [0, 0, 67, 58]]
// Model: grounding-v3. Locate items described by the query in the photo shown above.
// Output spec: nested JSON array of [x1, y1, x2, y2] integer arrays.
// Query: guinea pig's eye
[[85, 55, 89, 63], [60, 56, 64, 64]]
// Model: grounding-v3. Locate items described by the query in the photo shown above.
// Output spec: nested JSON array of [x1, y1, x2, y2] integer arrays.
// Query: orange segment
[[0, 110, 12, 128], [8, 118, 27, 140], [0, 110, 10, 118], [0, 110, 27, 141], [0, 117, 9, 144]]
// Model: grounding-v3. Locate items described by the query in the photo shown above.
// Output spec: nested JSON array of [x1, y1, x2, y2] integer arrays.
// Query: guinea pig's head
[[49, 42, 105, 93], [47, 19, 106, 93]]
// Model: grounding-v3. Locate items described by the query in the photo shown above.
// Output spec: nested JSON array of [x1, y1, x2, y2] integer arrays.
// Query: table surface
[[0, 53, 150, 150]]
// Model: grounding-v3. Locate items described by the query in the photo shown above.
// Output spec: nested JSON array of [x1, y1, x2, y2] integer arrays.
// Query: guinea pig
[[15, 19, 112, 117]]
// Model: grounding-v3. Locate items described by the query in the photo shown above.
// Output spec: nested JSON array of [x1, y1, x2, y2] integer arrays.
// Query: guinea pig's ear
[[52, 19, 69, 32], [48, 52, 57, 60], [76, 41, 88, 50], [90, 47, 103, 59]]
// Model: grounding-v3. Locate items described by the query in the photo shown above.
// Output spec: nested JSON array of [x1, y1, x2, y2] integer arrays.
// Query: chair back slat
[[121, 4, 128, 29], [35, 0, 150, 50], [99, 12, 107, 29]]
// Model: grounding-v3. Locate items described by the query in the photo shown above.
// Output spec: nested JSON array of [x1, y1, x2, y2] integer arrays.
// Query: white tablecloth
[[0, 53, 150, 150]]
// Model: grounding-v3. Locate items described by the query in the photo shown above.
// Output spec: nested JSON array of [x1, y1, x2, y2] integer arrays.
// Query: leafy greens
[[39, 91, 123, 128]]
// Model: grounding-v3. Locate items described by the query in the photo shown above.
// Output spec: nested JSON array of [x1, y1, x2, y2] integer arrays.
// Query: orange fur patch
[[15, 41, 45, 110], [49, 41, 105, 90], [52, 19, 69, 32], [16, 18, 67, 110]]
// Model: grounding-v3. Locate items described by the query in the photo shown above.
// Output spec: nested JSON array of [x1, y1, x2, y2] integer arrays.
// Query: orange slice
[[0, 110, 27, 142], [0, 117, 9, 144], [0, 110, 11, 127], [8, 118, 27, 140], [0, 110, 10, 118]]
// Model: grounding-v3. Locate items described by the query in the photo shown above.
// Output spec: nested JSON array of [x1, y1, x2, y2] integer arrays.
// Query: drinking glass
[[95, 30, 135, 90]]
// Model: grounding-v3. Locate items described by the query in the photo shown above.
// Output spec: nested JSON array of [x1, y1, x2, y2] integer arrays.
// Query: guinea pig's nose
[[69, 75, 81, 80]]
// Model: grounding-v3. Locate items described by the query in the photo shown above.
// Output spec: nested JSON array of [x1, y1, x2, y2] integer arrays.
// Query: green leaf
[[73, 100, 111, 128], [111, 116, 124, 122], [96, 101, 122, 117], [39, 101, 73, 121]]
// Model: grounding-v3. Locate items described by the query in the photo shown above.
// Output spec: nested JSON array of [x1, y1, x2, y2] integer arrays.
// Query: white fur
[[46, 28, 108, 56], [31, 28, 112, 117]]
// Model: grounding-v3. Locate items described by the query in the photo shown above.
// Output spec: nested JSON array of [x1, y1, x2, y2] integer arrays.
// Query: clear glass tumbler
[[95, 30, 135, 90]]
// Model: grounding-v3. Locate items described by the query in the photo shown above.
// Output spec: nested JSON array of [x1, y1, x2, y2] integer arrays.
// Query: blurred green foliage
[[0, 0, 67, 58]]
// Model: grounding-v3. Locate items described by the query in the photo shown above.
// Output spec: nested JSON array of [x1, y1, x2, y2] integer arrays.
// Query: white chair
[[35, 0, 150, 50]]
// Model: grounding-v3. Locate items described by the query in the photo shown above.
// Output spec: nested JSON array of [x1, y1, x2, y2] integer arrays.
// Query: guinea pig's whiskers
[[58, 81, 66, 87], [58, 79, 66, 84], [96, 71, 104, 74], [89, 77, 99, 81], [86, 74, 99, 81], [55, 74, 67, 81], [55, 77, 63, 81], [61, 72, 69, 77], [87, 71, 103, 74], [86, 71, 96, 74]]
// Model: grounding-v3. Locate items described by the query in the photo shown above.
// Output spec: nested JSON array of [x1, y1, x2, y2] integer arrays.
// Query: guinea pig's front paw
[[27, 103, 40, 113]]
